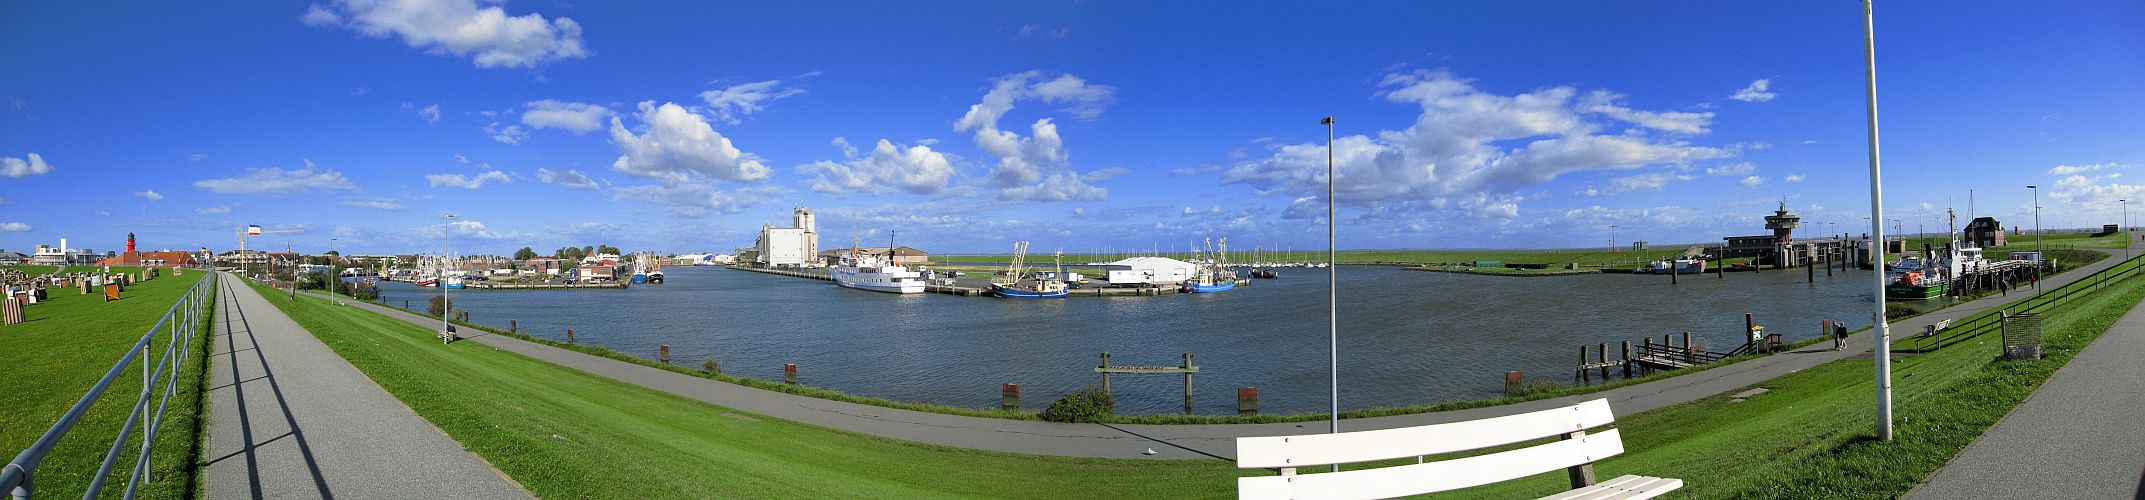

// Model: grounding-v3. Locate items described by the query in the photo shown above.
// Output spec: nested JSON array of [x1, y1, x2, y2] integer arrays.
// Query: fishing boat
[[646, 267, 665, 284], [1183, 237, 1237, 293], [414, 277, 438, 287], [990, 241, 1069, 298], [1886, 208, 1984, 300], [830, 235, 925, 294], [442, 276, 465, 289]]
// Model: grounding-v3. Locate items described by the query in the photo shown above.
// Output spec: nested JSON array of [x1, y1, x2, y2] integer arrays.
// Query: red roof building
[[96, 251, 201, 268]]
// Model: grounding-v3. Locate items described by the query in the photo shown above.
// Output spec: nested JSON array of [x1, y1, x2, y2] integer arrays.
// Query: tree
[[597, 245, 621, 255], [326, 250, 340, 256], [514, 247, 537, 260], [427, 295, 454, 318]]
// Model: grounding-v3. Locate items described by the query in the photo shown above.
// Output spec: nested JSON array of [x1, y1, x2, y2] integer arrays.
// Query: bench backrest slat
[[1238, 428, 1627, 500], [1235, 399, 1615, 468]]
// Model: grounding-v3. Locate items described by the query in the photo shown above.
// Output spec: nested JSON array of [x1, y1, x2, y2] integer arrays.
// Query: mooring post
[[660, 344, 670, 364], [1182, 352, 1195, 415], [1099, 352, 1112, 396], [1670, 264, 1679, 284], [1807, 258, 1815, 282], [1597, 343, 1609, 380], [1621, 341, 1632, 378], [1718, 260, 1726, 278], [1238, 387, 1259, 415], [1002, 383, 1020, 411], [784, 363, 798, 384], [1682, 332, 1692, 352], [1577, 346, 1589, 382], [510, 319, 517, 334], [567, 328, 575, 344]]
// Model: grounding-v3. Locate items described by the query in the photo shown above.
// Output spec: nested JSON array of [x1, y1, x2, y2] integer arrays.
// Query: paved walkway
[[201, 273, 528, 499], [1909, 286, 2145, 498], [323, 239, 2141, 462]]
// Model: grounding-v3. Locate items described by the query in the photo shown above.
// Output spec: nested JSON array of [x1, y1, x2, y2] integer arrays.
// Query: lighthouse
[[127, 232, 137, 253]]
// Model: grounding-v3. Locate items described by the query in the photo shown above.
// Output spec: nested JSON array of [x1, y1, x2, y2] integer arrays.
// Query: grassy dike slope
[[245, 283, 1244, 498], [0, 269, 213, 499]]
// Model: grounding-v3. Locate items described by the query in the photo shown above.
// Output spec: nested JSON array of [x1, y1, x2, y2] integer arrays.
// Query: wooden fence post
[[1002, 383, 1020, 411], [784, 363, 799, 385]]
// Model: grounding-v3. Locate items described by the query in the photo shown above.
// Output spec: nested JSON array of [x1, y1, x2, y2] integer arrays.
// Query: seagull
[[1142, 448, 1158, 455]]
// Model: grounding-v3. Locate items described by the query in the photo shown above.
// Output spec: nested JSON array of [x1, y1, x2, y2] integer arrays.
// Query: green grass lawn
[[0, 269, 214, 499], [1900, 230, 2129, 252], [251, 283, 1245, 498]]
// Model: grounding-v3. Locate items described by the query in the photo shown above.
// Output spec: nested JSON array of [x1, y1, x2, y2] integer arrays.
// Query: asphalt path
[[201, 272, 528, 499], [324, 238, 2141, 462], [1909, 281, 2145, 498]]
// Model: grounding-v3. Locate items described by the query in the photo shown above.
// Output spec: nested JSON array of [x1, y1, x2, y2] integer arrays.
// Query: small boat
[[646, 268, 665, 284], [415, 277, 438, 287], [1645, 259, 1708, 274], [442, 276, 465, 289], [1250, 268, 1278, 279]]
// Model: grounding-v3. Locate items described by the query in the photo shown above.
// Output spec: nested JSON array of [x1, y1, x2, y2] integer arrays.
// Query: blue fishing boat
[[1182, 237, 1237, 294], [1185, 280, 1236, 293]]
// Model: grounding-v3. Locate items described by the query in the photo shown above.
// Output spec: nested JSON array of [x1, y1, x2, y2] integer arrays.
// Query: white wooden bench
[[1235, 399, 1680, 500]]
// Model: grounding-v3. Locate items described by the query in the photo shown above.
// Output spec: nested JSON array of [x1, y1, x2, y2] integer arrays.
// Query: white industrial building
[[1098, 256, 1198, 285], [754, 207, 820, 267]]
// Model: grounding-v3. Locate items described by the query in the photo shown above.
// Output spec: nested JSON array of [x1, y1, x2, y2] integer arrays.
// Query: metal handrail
[[1, 270, 214, 499]]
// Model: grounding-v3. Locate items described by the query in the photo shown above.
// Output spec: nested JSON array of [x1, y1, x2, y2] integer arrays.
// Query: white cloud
[[954, 71, 1116, 201], [443, 220, 530, 240], [195, 205, 233, 215], [1738, 175, 1764, 187], [134, 189, 163, 201], [0, 222, 29, 232], [520, 100, 610, 133], [798, 137, 957, 195], [1784, 174, 1806, 183], [188, 153, 207, 162], [1224, 70, 1732, 213], [1081, 167, 1131, 182], [427, 169, 511, 189], [2048, 163, 2123, 175], [341, 197, 407, 210], [1, 153, 54, 178], [608, 182, 762, 216], [1576, 90, 1712, 134], [609, 101, 769, 183], [1014, 23, 1070, 39], [1705, 162, 1756, 176], [536, 168, 599, 190], [302, 0, 589, 69], [697, 80, 805, 124], [484, 122, 528, 144], [194, 163, 357, 194], [1592, 171, 1694, 196], [1730, 79, 1777, 103], [418, 104, 441, 124]]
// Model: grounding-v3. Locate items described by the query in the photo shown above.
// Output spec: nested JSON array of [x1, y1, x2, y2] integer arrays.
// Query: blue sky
[[2, 1, 2140, 256]]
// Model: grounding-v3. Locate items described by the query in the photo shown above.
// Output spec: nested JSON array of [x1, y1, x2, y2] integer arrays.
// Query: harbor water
[[377, 265, 1880, 416]]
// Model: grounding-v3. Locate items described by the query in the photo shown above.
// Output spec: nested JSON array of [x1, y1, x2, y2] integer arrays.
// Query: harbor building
[[1966, 217, 2006, 247], [31, 238, 100, 265], [818, 246, 928, 266], [1098, 256, 1199, 285], [1718, 202, 1852, 268], [753, 207, 820, 268]]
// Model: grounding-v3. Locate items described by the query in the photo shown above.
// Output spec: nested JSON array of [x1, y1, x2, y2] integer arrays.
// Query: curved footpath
[[202, 273, 529, 498], [332, 240, 2136, 462]]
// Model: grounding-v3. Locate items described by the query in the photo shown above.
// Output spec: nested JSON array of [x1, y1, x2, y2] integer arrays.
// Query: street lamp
[[1859, 0, 1894, 441], [2122, 199, 2130, 262], [1320, 115, 1339, 461], [1608, 225, 1619, 253], [325, 237, 337, 302], [2028, 185, 2040, 294], [442, 213, 456, 344]]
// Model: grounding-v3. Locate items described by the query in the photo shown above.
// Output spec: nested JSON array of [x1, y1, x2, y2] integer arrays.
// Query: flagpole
[[1860, 0, 1894, 441]]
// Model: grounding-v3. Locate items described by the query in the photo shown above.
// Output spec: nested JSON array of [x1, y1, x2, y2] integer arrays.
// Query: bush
[[1040, 387, 1115, 423], [296, 273, 330, 291], [341, 281, 380, 301], [700, 358, 722, 376], [427, 295, 454, 317], [1886, 305, 1921, 321]]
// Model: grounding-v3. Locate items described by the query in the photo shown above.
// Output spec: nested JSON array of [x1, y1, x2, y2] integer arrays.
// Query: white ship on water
[[829, 234, 927, 294]]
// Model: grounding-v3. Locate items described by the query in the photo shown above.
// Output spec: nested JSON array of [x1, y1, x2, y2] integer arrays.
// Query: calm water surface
[[377, 265, 1880, 415]]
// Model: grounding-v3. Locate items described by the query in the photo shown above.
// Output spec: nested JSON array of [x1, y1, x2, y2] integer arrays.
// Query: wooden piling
[[1670, 264, 1679, 284], [1099, 352, 1112, 395], [1597, 343, 1609, 381], [566, 328, 575, 344], [1238, 387, 1259, 415], [1182, 352, 1195, 414], [1504, 371, 1523, 396], [1002, 383, 1021, 411], [1807, 258, 1815, 282], [510, 319, 517, 334], [1620, 341, 1632, 378], [1577, 346, 1589, 382], [1682, 332, 1692, 351], [784, 363, 798, 384], [660, 344, 670, 364]]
